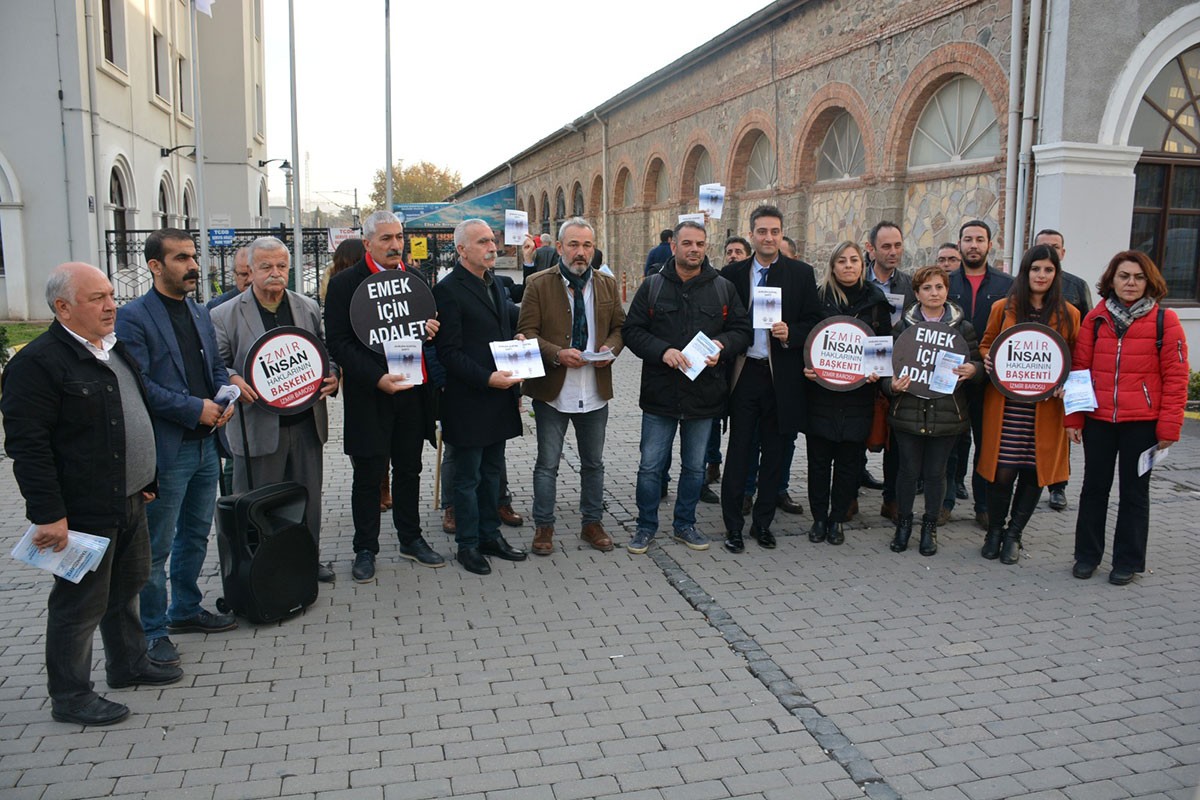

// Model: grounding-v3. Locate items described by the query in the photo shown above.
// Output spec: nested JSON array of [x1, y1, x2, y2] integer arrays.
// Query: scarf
[[559, 261, 590, 350], [1106, 295, 1156, 338]]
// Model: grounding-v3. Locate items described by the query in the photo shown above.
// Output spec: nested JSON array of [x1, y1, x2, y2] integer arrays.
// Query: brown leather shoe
[[532, 525, 554, 555], [498, 504, 524, 527], [705, 463, 721, 485], [842, 497, 859, 522], [380, 478, 392, 511], [880, 500, 898, 523], [581, 522, 614, 552], [442, 506, 456, 535]]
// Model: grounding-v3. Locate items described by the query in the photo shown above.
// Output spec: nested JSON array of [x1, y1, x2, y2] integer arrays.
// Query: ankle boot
[[889, 513, 914, 553], [1000, 481, 1042, 565], [826, 521, 845, 545], [981, 523, 1004, 559], [918, 514, 938, 556]]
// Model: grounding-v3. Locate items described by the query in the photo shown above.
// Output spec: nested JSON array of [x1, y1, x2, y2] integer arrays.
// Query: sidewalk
[[0, 353, 1197, 799]]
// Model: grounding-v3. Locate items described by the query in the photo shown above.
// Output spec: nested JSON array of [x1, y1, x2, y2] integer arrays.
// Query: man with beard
[[517, 217, 625, 556], [719, 205, 821, 553], [325, 211, 445, 583], [433, 219, 527, 575], [211, 237, 340, 583], [115, 229, 237, 669], [622, 220, 751, 555], [947, 219, 1013, 529]]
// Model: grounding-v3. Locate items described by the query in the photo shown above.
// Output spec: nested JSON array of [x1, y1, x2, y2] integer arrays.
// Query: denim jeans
[[532, 401, 608, 526], [705, 418, 722, 466], [441, 442, 512, 508], [636, 413, 711, 536], [141, 436, 219, 642], [48, 495, 151, 711], [453, 441, 506, 548]]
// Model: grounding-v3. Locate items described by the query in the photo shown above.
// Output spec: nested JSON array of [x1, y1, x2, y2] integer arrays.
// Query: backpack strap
[[1156, 305, 1165, 352], [645, 273, 664, 318]]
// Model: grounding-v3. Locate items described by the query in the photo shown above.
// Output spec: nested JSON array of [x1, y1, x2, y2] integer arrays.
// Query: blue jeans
[[636, 413, 711, 536], [532, 401, 608, 526], [141, 437, 219, 642], [452, 441, 505, 548]]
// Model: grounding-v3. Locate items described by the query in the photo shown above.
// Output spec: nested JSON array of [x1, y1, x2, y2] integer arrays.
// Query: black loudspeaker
[[215, 481, 318, 624]]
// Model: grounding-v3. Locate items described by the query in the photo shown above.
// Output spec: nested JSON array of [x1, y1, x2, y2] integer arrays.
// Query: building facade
[[453, 0, 1200, 369], [0, 0, 269, 319]]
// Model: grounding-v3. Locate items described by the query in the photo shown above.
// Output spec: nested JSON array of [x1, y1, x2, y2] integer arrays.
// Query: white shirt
[[747, 258, 773, 360], [549, 273, 606, 414], [62, 325, 117, 362]]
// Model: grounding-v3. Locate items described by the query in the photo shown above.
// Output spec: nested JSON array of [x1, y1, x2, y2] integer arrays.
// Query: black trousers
[[807, 435, 862, 524], [721, 359, 783, 533], [1074, 418, 1157, 572], [349, 392, 427, 554], [894, 431, 957, 519], [47, 495, 151, 711]]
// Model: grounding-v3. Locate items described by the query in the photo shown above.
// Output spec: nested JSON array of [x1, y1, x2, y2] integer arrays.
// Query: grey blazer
[[211, 288, 332, 458]]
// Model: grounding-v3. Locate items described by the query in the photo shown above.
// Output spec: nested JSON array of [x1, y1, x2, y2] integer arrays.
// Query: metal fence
[[104, 227, 335, 305]]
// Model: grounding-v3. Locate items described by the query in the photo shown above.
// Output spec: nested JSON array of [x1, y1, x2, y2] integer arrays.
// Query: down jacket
[[1064, 300, 1189, 442], [882, 301, 985, 437]]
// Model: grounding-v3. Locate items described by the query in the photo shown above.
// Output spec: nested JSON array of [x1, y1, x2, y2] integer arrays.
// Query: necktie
[[754, 267, 769, 355]]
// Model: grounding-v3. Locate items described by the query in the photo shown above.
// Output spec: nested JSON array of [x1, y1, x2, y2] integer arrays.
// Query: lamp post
[[258, 159, 293, 225]]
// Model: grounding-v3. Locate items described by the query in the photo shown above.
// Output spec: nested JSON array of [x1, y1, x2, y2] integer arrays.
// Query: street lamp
[[258, 159, 294, 226], [161, 144, 195, 158]]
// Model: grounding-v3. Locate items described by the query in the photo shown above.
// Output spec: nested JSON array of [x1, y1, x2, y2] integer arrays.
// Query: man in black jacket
[[433, 219, 527, 575], [720, 205, 821, 552], [2, 263, 182, 726], [947, 220, 1013, 529], [324, 211, 445, 583], [622, 220, 751, 555]]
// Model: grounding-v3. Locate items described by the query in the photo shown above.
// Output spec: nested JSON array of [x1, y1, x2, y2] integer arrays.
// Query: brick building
[[452, 0, 1200, 368]]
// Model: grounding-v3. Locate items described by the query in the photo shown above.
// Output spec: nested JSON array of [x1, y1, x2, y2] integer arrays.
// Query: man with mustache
[[325, 211, 445, 582], [516, 217, 625, 556], [947, 219, 1013, 529], [433, 219, 526, 574], [116, 229, 237, 669], [211, 237, 340, 583]]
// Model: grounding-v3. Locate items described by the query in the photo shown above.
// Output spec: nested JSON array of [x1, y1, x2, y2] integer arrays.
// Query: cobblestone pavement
[[1, 350, 1198, 800]]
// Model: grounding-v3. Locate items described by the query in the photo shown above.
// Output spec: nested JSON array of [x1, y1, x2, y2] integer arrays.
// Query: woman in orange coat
[[978, 244, 1080, 564]]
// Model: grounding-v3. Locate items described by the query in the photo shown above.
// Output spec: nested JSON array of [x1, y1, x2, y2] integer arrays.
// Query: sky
[[262, 0, 775, 213]]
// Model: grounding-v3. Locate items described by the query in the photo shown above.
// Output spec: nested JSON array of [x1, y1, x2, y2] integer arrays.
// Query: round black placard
[[892, 321, 972, 399], [350, 269, 438, 353]]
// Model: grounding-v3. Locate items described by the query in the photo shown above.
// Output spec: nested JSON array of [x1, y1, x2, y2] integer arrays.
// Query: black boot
[[918, 514, 938, 556], [983, 480, 1015, 561], [889, 513, 914, 553], [808, 520, 828, 543], [826, 522, 845, 545], [1000, 480, 1042, 565], [981, 523, 1004, 559]]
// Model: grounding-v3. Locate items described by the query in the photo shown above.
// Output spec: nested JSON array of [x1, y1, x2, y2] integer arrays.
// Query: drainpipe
[[1002, 0, 1024, 272], [83, 0, 107, 271], [1013, 0, 1045, 263], [593, 111, 608, 256], [54, 0, 77, 258]]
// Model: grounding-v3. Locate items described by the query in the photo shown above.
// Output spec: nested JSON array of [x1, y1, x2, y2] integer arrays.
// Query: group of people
[[1, 201, 1188, 727]]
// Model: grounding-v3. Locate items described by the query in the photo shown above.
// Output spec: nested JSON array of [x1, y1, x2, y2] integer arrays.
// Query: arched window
[[681, 146, 713, 199], [554, 187, 566, 227], [589, 175, 603, 215], [614, 167, 633, 208], [540, 191, 550, 233], [572, 182, 585, 216], [908, 75, 999, 167], [746, 133, 777, 190], [817, 112, 866, 181], [157, 179, 170, 228], [1130, 43, 1200, 300], [645, 158, 668, 205], [182, 183, 195, 229], [109, 167, 130, 268]]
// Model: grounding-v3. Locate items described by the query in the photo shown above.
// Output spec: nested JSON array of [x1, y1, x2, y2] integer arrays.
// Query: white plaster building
[[0, 0, 270, 318]]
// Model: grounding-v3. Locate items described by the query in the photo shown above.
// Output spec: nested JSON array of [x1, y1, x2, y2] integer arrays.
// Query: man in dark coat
[[622, 220, 752, 555], [643, 229, 674, 276], [720, 205, 822, 552], [324, 210, 445, 583], [433, 218, 527, 575]]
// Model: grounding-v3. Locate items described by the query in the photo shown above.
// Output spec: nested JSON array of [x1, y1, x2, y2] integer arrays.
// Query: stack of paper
[[11, 526, 110, 584], [1062, 370, 1097, 414]]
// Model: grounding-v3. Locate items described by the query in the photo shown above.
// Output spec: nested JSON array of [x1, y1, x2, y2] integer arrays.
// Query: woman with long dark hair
[[320, 237, 366, 303], [1065, 251, 1188, 585], [803, 241, 892, 546], [977, 244, 1080, 564]]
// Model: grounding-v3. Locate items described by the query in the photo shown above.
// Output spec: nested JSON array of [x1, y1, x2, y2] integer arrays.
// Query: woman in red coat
[[1065, 251, 1189, 585]]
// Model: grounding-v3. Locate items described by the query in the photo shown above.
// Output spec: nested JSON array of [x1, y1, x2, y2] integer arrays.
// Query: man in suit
[[324, 211, 445, 583], [2, 263, 183, 726], [720, 205, 822, 553], [433, 218, 527, 575], [211, 237, 340, 583], [517, 217, 625, 556], [115, 229, 237, 669], [206, 247, 251, 310]]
